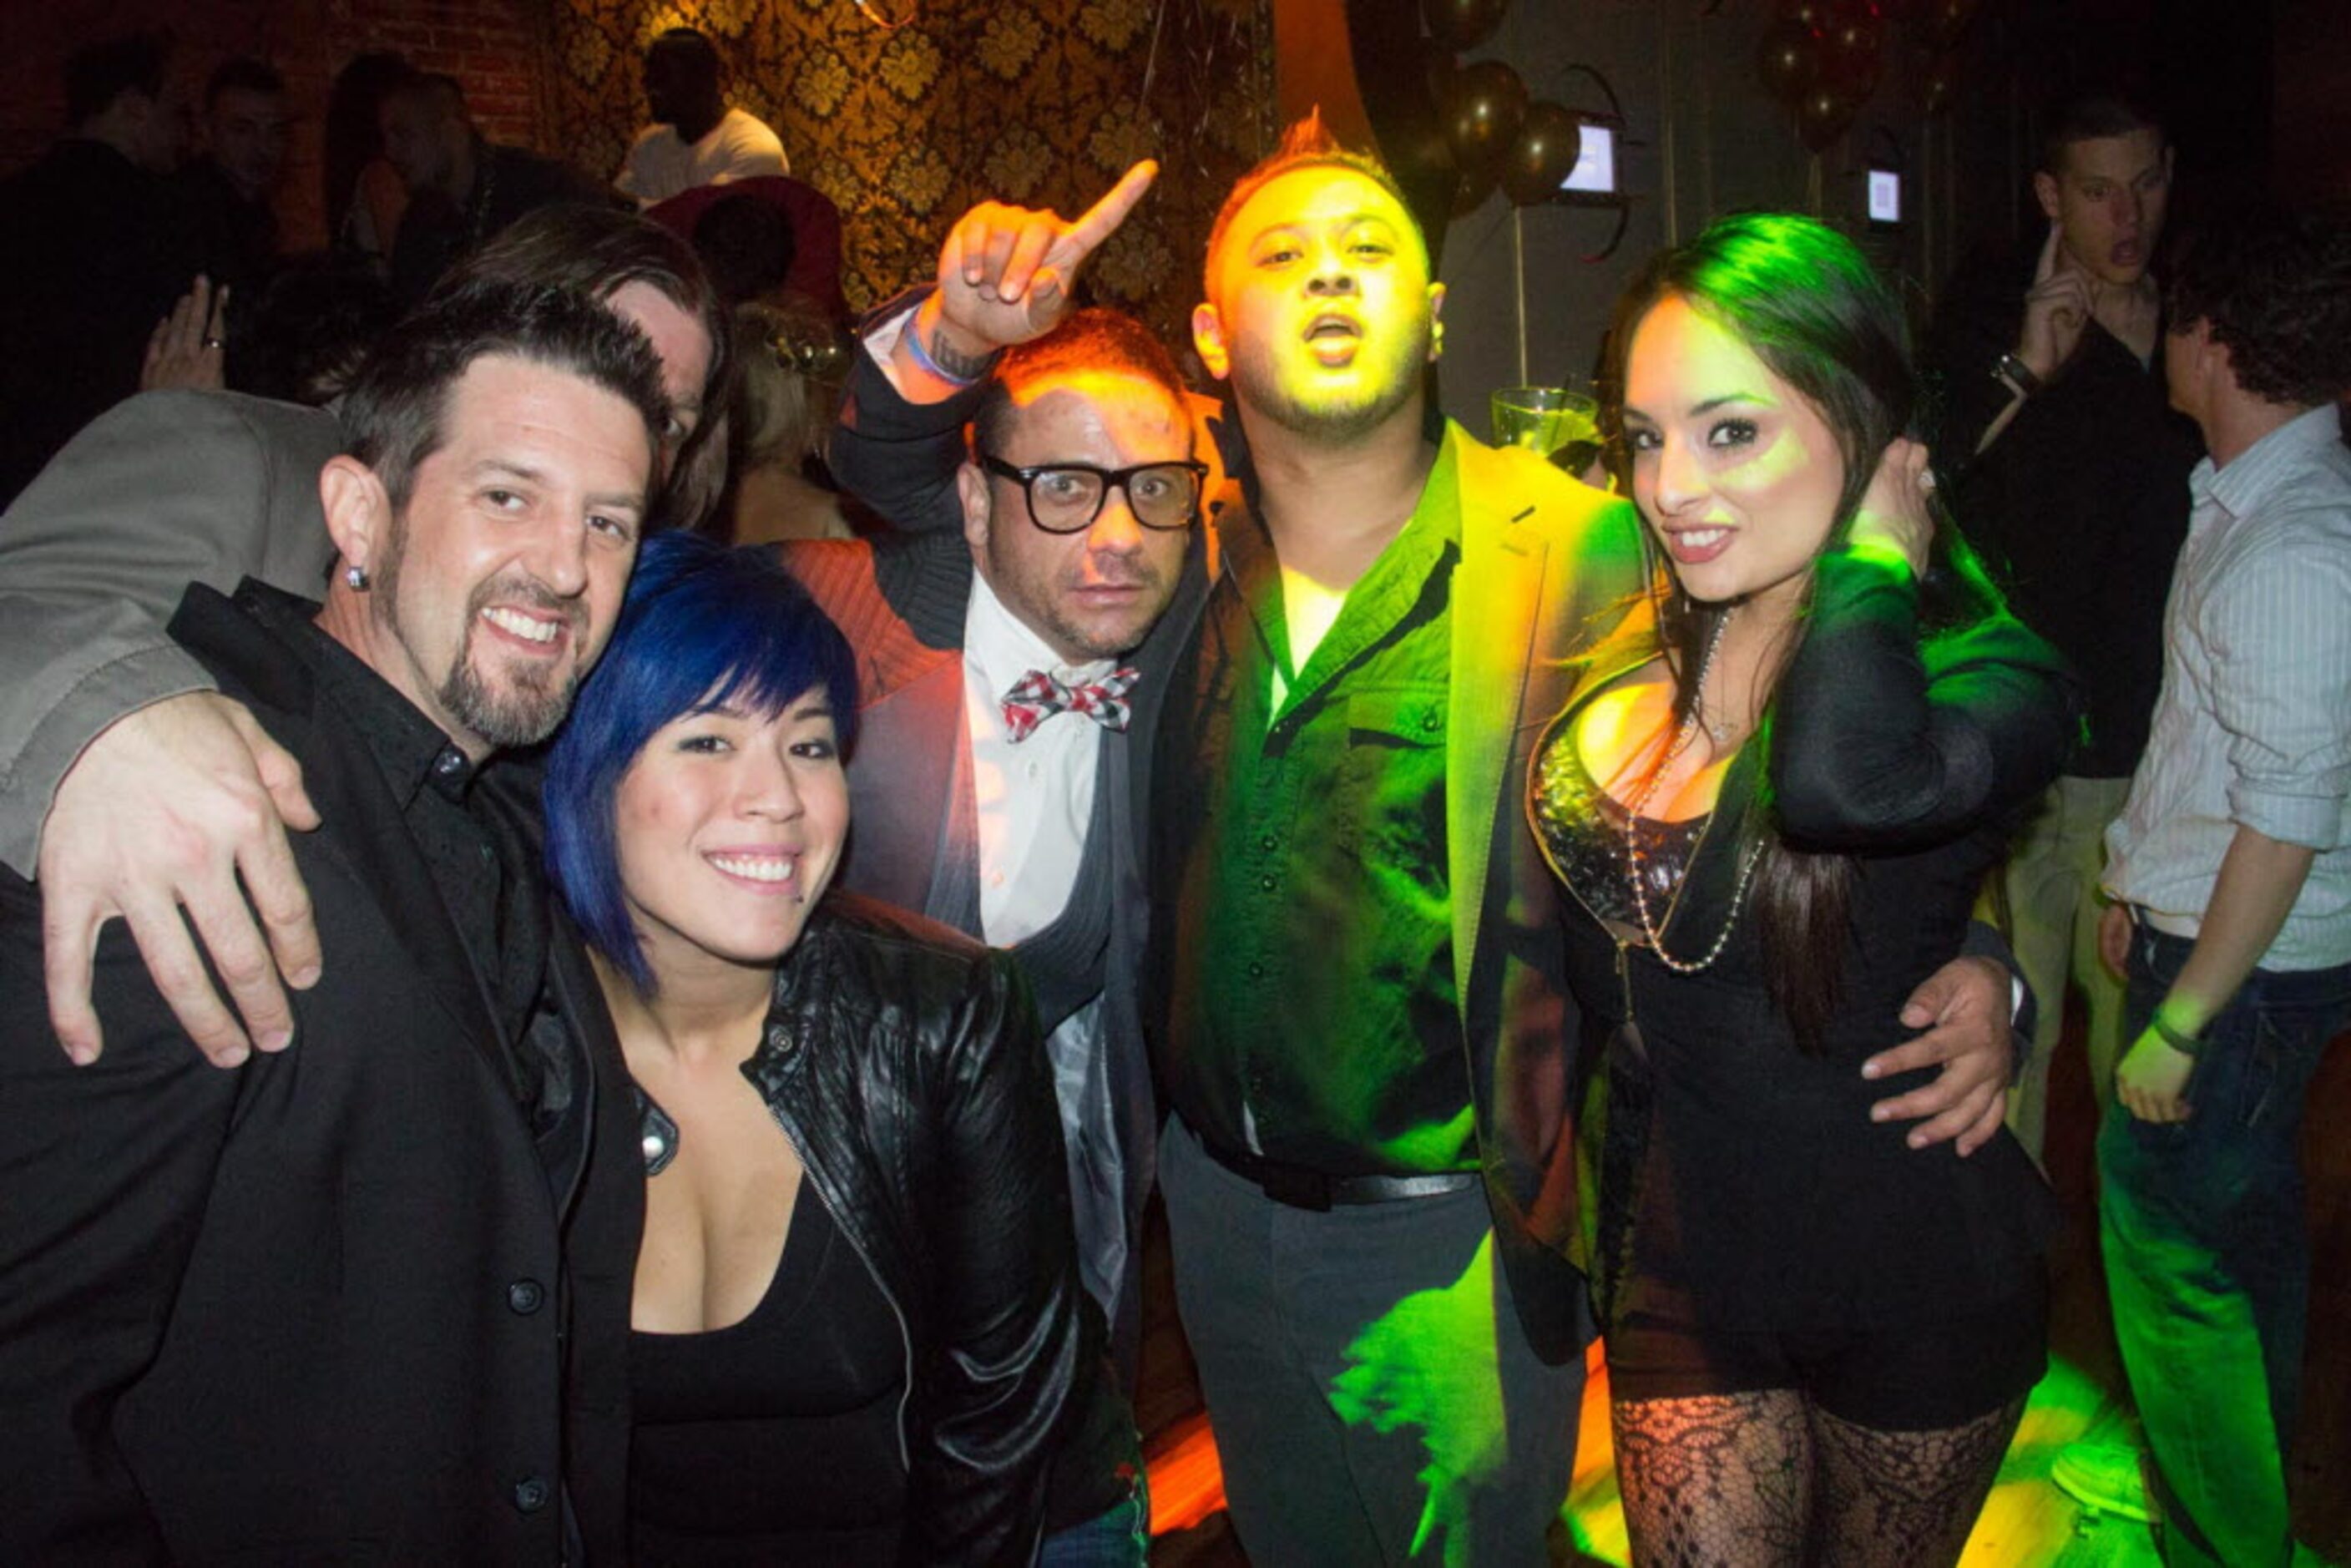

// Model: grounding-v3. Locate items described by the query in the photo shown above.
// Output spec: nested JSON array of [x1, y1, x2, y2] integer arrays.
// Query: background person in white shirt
[[614, 28, 786, 207], [2089, 202, 2351, 1567]]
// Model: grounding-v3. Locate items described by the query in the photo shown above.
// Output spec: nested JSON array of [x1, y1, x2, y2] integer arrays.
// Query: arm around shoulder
[[0, 391, 341, 873]]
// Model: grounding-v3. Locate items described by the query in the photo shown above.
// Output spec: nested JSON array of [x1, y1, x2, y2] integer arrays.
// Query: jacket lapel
[[1447, 437, 1550, 1012]]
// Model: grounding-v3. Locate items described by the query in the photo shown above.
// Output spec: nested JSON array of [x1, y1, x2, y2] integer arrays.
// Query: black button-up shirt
[[1160, 433, 1479, 1176], [1926, 254, 2201, 777], [259, 595, 570, 1142]]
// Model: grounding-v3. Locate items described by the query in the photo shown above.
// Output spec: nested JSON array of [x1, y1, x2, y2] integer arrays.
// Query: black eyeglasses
[[980, 454, 1210, 534]]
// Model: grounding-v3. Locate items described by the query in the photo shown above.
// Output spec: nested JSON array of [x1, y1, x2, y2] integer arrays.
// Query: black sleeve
[[0, 874, 240, 1562], [1769, 549, 2076, 852], [1922, 268, 2025, 473], [827, 289, 987, 537], [908, 947, 1083, 1565]]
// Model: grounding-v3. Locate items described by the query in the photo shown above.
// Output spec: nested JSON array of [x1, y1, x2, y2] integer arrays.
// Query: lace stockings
[[1610, 1391, 2023, 1567]]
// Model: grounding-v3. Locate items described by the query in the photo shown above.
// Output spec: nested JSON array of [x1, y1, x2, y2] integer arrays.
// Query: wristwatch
[[1994, 352, 2042, 397]]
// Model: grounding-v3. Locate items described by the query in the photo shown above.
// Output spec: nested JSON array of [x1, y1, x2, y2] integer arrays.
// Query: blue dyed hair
[[544, 531, 858, 994]]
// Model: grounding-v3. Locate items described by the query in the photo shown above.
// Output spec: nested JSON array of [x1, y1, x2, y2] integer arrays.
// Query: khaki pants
[[1986, 774, 2131, 1159]]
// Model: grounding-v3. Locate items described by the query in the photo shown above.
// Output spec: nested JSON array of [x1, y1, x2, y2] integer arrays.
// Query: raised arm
[[0, 391, 339, 1063], [1770, 443, 2076, 851], [1769, 441, 2075, 1152], [911, 947, 1084, 1565], [829, 163, 1157, 534]]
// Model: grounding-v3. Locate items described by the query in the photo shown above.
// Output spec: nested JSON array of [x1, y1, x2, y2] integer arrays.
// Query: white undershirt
[[962, 572, 1112, 945]]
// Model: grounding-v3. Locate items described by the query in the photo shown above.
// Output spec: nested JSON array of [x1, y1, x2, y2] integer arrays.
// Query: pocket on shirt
[[1337, 685, 1449, 862]]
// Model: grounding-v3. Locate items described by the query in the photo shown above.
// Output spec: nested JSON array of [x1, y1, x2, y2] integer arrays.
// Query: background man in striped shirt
[[2096, 202, 2351, 1568]]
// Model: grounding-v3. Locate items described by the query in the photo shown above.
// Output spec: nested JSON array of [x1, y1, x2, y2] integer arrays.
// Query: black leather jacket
[[645, 893, 1089, 1565]]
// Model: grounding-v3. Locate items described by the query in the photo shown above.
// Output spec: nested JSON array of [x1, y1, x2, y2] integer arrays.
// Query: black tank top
[[628, 1190, 908, 1565]]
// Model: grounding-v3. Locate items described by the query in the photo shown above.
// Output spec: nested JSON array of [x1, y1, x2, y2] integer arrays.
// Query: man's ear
[[2189, 318, 2232, 382], [1426, 282, 1448, 363], [319, 456, 389, 582], [2032, 170, 2061, 224], [957, 458, 993, 560], [1192, 301, 1231, 382]]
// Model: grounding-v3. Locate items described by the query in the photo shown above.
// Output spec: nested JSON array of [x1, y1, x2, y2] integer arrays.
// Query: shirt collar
[[962, 568, 1117, 702], [2201, 402, 2346, 521], [296, 616, 481, 805]]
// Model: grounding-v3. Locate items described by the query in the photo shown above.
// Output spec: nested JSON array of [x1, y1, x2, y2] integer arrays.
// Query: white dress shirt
[[2106, 402, 2351, 969], [962, 571, 1113, 945]]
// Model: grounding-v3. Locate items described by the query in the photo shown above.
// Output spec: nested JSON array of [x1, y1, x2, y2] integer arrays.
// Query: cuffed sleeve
[[827, 288, 988, 538], [2204, 517, 2351, 851]]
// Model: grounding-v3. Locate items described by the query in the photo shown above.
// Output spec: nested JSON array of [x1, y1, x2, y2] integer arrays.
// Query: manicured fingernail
[[259, 1027, 293, 1052], [290, 964, 321, 988]]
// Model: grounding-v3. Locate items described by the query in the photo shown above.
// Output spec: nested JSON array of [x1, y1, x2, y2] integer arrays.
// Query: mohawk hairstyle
[[1201, 110, 1428, 301]]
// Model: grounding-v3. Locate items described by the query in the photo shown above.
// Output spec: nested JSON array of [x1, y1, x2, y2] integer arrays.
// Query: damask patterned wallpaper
[[543, 0, 1276, 349]]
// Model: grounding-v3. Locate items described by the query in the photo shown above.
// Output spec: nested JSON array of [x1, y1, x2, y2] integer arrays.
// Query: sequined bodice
[[1532, 720, 1708, 923]]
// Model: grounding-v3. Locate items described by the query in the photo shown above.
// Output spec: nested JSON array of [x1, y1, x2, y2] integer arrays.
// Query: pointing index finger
[[1063, 159, 1159, 262], [2035, 221, 2063, 284]]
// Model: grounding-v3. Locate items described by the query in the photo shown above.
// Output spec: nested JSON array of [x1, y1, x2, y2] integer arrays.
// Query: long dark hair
[[1602, 211, 2005, 1046]]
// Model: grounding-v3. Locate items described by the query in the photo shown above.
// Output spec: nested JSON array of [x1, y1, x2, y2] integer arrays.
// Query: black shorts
[[1602, 1272, 2049, 1432]]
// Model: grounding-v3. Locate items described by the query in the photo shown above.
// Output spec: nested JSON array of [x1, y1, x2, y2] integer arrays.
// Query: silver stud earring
[[344, 564, 370, 590]]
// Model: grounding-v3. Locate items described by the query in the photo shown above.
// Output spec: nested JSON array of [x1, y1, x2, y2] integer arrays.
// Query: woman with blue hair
[[544, 530, 1084, 1564]]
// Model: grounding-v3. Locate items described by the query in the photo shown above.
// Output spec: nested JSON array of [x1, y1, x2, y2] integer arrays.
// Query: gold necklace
[[1624, 615, 1765, 974]]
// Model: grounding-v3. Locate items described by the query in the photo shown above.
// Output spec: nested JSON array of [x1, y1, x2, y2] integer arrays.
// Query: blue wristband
[[902, 318, 995, 387]]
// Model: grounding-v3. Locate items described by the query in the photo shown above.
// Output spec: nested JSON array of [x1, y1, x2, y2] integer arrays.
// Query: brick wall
[[0, 0, 556, 252]]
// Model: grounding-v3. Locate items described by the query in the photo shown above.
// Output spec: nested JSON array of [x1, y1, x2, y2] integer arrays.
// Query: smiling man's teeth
[[482, 606, 560, 643], [709, 853, 795, 883]]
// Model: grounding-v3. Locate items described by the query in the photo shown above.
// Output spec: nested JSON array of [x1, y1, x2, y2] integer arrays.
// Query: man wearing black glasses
[[799, 299, 1203, 1396], [786, 174, 1198, 1554]]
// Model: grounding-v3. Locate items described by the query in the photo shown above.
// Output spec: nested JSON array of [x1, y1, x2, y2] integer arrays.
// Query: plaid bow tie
[[1001, 666, 1140, 743]]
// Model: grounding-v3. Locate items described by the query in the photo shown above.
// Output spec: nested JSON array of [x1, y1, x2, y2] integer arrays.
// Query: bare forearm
[[2160, 825, 2316, 1034]]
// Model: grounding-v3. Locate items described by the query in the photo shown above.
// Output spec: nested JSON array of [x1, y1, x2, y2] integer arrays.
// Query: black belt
[[1196, 1134, 1479, 1212]]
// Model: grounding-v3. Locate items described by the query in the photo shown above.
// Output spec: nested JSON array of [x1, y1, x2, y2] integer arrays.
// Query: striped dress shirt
[[2105, 402, 2351, 969]]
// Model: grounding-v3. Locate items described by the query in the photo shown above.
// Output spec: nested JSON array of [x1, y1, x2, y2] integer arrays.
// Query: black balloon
[[1755, 19, 1823, 105], [1499, 101, 1582, 206], [1926, 0, 1981, 49], [1383, 109, 1464, 200], [1422, 0, 1509, 52], [1794, 83, 1858, 151], [1823, 0, 1883, 104], [1452, 158, 1500, 215], [1827, 2, 1883, 73], [1438, 60, 1529, 175]]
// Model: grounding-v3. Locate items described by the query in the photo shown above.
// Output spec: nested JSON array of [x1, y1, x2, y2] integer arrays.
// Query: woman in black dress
[[1529, 213, 2074, 1562]]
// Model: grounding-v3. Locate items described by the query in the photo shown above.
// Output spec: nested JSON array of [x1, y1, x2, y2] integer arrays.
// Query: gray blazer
[[0, 391, 345, 873]]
